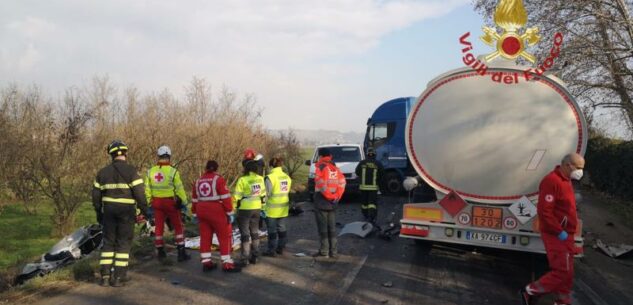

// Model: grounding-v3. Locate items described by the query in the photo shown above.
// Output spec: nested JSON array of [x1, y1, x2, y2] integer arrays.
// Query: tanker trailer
[[399, 62, 587, 255]]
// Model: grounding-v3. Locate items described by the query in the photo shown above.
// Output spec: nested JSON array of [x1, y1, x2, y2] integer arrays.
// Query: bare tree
[[473, 0, 633, 137]]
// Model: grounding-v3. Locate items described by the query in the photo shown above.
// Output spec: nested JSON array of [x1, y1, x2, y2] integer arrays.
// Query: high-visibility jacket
[[355, 158, 384, 191], [265, 167, 292, 218], [191, 171, 233, 213], [314, 156, 346, 202], [232, 172, 266, 210], [144, 162, 187, 204], [92, 160, 147, 213]]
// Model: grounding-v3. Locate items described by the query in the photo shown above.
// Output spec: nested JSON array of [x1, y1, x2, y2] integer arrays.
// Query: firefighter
[[263, 157, 292, 257], [521, 153, 585, 305], [233, 159, 267, 266], [191, 160, 241, 273], [355, 147, 384, 223], [92, 140, 148, 287], [313, 148, 346, 258], [144, 145, 190, 262]]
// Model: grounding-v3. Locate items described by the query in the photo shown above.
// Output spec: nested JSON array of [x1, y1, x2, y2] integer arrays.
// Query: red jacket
[[191, 171, 233, 213], [314, 156, 346, 202], [537, 166, 578, 235]]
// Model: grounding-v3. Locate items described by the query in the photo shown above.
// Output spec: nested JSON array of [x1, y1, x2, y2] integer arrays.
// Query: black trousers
[[100, 203, 135, 278], [237, 209, 261, 258], [360, 190, 378, 222]]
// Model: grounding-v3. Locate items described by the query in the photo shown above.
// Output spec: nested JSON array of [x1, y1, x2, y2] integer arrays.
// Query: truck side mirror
[[305, 160, 311, 166]]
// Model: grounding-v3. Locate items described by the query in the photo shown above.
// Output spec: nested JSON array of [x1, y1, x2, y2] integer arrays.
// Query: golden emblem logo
[[480, 0, 540, 63]]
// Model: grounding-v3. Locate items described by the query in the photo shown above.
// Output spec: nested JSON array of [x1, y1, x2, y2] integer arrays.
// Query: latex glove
[[147, 207, 154, 220], [226, 213, 235, 224], [135, 214, 146, 224], [260, 210, 267, 219], [192, 215, 199, 225], [558, 231, 568, 241]]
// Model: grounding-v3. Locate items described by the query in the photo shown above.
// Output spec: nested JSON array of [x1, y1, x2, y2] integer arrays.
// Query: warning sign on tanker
[[509, 196, 537, 224]]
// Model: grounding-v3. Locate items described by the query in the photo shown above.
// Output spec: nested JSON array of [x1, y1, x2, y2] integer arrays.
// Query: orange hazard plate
[[472, 206, 502, 229], [404, 206, 443, 222]]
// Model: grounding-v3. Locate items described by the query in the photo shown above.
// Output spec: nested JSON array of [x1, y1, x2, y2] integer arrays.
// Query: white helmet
[[157, 145, 172, 157], [254, 153, 264, 161]]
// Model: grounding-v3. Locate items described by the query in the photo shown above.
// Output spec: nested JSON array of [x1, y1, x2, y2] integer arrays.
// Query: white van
[[305, 144, 364, 200]]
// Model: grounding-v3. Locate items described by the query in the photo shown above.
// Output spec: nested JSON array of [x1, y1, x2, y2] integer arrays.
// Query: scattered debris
[[171, 280, 181, 285], [185, 228, 268, 250], [294, 252, 308, 257], [606, 222, 615, 227], [15, 224, 103, 285], [338, 222, 373, 238], [291, 281, 296, 285], [595, 239, 633, 258], [381, 299, 389, 304], [382, 281, 393, 288]]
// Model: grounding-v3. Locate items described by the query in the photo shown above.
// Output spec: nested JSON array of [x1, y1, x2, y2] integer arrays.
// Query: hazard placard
[[509, 196, 537, 224], [439, 190, 467, 217]]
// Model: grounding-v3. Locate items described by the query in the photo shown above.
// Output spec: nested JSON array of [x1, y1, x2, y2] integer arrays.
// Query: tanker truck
[[399, 61, 587, 255]]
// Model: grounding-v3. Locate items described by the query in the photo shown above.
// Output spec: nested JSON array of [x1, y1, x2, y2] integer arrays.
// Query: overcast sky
[[0, 0, 489, 132]]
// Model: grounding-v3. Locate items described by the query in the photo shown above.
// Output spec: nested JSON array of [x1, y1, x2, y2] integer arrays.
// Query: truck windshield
[[315, 147, 362, 163]]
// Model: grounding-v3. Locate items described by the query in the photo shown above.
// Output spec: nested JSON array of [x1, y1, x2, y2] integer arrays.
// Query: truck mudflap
[[400, 203, 584, 256]]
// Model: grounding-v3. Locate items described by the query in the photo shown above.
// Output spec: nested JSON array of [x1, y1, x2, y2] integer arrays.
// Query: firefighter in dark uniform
[[92, 140, 148, 287], [355, 147, 384, 223]]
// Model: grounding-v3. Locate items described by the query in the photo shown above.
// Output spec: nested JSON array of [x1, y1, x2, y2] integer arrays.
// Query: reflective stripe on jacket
[[355, 159, 383, 191], [92, 160, 147, 214], [232, 172, 266, 210], [265, 167, 292, 218], [144, 164, 187, 203]]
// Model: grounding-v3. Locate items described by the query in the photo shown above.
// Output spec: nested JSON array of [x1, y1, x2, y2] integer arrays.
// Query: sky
[[0, 0, 492, 133]]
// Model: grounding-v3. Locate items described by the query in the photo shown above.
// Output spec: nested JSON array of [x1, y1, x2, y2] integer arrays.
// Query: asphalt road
[[15, 194, 633, 305]]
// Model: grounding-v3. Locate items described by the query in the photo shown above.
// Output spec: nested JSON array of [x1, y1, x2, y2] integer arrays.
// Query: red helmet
[[243, 148, 256, 160]]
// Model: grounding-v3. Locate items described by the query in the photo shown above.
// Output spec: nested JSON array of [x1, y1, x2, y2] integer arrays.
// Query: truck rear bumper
[[400, 219, 584, 256]]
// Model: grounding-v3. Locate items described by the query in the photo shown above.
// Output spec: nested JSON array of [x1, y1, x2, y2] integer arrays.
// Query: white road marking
[[327, 255, 368, 305]]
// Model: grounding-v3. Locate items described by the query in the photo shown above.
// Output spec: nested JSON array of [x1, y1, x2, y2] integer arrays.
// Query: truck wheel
[[384, 172, 402, 194]]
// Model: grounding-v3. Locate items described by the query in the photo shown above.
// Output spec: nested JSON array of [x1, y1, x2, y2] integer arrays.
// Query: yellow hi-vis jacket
[[232, 172, 266, 210], [265, 167, 292, 218], [144, 164, 187, 204]]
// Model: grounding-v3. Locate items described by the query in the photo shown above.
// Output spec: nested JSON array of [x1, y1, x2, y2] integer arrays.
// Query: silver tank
[[405, 63, 587, 204]]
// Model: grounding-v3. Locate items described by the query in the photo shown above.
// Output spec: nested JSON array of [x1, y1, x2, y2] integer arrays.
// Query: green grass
[[0, 202, 96, 270]]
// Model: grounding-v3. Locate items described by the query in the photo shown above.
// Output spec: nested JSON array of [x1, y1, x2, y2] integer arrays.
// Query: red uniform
[[527, 166, 577, 304], [192, 171, 234, 267]]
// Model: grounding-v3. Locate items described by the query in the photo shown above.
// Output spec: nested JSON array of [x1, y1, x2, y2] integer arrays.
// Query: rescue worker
[[144, 145, 191, 262], [521, 153, 585, 305], [263, 157, 292, 257], [354, 147, 384, 223], [191, 160, 241, 272], [233, 159, 266, 266], [313, 148, 346, 258], [92, 140, 148, 287]]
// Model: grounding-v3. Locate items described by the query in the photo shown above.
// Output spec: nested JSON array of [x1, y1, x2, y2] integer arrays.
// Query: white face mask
[[570, 169, 583, 180]]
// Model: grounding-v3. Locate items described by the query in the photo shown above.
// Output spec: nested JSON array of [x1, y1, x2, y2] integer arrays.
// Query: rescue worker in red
[[144, 145, 190, 262], [521, 153, 585, 305], [191, 160, 241, 273], [313, 148, 346, 258]]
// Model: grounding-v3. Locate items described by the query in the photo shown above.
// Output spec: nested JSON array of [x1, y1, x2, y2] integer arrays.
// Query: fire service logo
[[459, 0, 563, 84]]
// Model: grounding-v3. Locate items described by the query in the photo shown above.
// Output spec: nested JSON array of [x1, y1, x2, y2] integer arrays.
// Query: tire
[[384, 171, 402, 194]]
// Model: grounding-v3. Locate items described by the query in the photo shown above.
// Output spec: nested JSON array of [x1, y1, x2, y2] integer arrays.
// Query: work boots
[[519, 287, 539, 305], [110, 267, 128, 287], [99, 265, 111, 287], [157, 247, 167, 260], [222, 262, 242, 273], [177, 245, 191, 262], [202, 262, 217, 272]]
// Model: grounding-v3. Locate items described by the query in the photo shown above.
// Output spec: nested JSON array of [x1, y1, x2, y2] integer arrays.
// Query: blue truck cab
[[363, 97, 416, 194]]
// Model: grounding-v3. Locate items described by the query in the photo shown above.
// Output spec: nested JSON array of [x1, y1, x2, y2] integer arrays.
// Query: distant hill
[[271, 129, 365, 146]]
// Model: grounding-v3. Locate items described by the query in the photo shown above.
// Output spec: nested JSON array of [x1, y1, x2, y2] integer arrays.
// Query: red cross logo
[[154, 172, 164, 183], [198, 182, 212, 196]]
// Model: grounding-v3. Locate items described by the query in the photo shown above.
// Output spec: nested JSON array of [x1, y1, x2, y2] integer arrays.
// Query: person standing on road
[[355, 147, 384, 223], [521, 153, 585, 305], [191, 160, 241, 273], [233, 159, 267, 266], [263, 157, 292, 257], [92, 140, 148, 287], [313, 148, 346, 258], [144, 145, 191, 262]]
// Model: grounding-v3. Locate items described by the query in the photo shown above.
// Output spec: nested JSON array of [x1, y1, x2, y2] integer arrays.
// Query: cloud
[[0, 0, 470, 130]]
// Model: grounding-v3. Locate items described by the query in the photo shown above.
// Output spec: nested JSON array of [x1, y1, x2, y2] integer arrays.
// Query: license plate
[[472, 206, 503, 229], [466, 231, 507, 244]]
